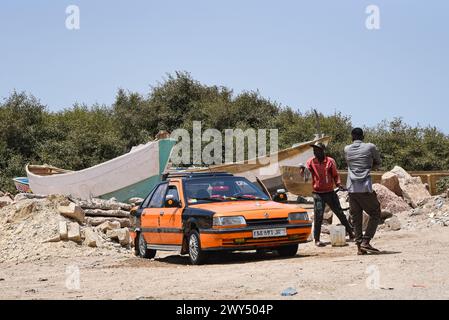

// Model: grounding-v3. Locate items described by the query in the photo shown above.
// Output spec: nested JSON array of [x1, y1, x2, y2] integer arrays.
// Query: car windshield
[[184, 176, 270, 204]]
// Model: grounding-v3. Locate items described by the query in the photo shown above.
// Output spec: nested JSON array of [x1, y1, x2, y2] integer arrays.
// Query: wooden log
[[84, 209, 130, 218], [85, 216, 131, 228], [74, 198, 131, 211]]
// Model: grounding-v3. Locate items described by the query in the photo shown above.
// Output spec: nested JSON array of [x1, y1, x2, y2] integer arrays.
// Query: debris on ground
[[0, 193, 135, 263], [324, 166, 449, 234], [281, 287, 298, 296]]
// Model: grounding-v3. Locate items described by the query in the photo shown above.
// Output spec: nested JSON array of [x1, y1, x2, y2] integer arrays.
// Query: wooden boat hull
[[189, 136, 330, 193], [26, 139, 176, 202]]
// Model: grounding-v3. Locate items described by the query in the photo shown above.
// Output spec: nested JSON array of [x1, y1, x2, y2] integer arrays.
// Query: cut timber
[[84, 209, 130, 218]]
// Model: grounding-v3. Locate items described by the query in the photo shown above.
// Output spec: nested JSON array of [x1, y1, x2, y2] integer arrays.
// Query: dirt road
[[1, 226, 448, 300]]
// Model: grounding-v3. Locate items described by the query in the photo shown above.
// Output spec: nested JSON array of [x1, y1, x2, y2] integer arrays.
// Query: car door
[[158, 182, 183, 246], [141, 182, 168, 244]]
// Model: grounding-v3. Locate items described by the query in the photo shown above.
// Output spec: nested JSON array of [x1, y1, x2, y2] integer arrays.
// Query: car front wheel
[[188, 230, 208, 265], [138, 233, 156, 259]]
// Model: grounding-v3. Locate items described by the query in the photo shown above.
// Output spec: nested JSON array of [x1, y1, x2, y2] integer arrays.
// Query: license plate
[[252, 228, 287, 238]]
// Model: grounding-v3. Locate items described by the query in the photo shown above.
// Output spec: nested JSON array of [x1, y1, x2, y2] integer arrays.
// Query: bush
[[436, 177, 449, 194]]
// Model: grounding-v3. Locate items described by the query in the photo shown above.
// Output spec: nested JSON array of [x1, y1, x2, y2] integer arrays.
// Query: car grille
[[246, 218, 288, 227]]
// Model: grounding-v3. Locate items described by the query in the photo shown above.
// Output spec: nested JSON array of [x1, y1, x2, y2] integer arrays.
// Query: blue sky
[[1, 1, 448, 132]]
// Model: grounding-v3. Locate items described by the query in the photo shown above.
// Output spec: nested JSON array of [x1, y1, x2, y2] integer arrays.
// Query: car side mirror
[[164, 196, 180, 208], [272, 189, 287, 203]]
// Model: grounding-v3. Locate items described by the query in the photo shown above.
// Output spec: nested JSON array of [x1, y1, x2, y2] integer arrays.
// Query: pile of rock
[[54, 196, 134, 248], [0, 193, 135, 263], [329, 166, 442, 233]]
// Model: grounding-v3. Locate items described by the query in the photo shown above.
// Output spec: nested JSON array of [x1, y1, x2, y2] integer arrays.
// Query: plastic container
[[330, 225, 346, 247]]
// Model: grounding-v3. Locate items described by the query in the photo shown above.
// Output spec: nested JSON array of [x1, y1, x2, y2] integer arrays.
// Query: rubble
[[381, 172, 402, 196], [0, 195, 133, 264], [85, 216, 131, 227], [106, 228, 131, 246], [389, 166, 431, 208], [384, 216, 401, 231], [83, 227, 101, 248], [59, 221, 68, 240], [58, 202, 85, 223], [372, 184, 410, 214], [0, 194, 13, 208], [97, 220, 121, 233], [67, 222, 81, 243]]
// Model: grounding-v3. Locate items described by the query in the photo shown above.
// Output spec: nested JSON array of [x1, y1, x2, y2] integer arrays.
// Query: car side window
[[141, 190, 154, 208], [148, 183, 168, 208], [165, 186, 179, 203]]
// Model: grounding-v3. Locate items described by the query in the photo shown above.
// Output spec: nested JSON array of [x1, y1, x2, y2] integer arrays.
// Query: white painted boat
[[187, 136, 330, 192], [26, 139, 176, 202]]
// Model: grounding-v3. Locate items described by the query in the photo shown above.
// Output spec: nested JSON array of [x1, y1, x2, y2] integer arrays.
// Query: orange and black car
[[129, 172, 312, 265]]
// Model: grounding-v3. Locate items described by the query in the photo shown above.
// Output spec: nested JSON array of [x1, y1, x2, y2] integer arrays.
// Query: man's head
[[310, 142, 326, 161], [351, 127, 364, 141]]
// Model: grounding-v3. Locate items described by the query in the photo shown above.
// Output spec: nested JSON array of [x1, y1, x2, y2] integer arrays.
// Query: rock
[[58, 202, 85, 223], [373, 184, 410, 214], [0, 195, 13, 208], [0, 191, 3, 197], [83, 227, 100, 247], [106, 227, 130, 246], [97, 220, 121, 233], [385, 216, 401, 231], [380, 210, 393, 220], [388, 166, 431, 208], [42, 235, 61, 243], [390, 166, 413, 180], [85, 217, 131, 227], [381, 172, 402, 196], [59, 221, 68, 240], [67, 222, 81, 242], [401, 177, 432, 208]]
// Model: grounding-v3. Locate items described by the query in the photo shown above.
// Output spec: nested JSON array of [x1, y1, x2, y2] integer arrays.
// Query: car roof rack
[[162, 171, 234, 181]]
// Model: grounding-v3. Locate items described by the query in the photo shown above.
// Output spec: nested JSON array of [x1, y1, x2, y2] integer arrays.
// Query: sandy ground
[[1, 225, 449, 300]]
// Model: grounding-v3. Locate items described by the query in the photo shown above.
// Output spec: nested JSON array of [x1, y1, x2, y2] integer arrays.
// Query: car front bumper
[[199, 222, 312, 251]]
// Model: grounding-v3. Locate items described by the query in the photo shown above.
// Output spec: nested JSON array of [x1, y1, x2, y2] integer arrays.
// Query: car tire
[[138, 233, 156, 259], [188, 230, 208, 265], [277, 244, 298, 257]]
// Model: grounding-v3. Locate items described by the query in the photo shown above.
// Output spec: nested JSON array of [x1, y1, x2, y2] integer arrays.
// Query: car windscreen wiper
[[231, 195, 268, 201], [192, 197, 225, 202]]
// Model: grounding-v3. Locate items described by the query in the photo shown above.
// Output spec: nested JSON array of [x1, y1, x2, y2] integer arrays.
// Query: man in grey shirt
[[344, 128, 382, 254]]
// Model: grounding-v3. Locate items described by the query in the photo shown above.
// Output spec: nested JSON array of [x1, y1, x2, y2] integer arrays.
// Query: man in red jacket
[[300, 142, 354, 246]]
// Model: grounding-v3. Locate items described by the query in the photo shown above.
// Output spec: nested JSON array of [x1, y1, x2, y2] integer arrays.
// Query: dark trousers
[[313, 191, 353, 241], [348, 192, 381, 244]]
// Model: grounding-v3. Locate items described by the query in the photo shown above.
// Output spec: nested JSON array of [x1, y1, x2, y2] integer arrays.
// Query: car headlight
[[213, 216, 246, 226], [289, 212, 309, 221]]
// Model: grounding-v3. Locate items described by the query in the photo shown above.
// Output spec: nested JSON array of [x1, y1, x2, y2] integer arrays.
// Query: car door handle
[[159, 211, 164, 216]]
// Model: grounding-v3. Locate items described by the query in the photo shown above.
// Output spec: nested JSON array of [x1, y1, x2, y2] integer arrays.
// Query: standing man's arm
[[371, 144, 382, 170], [330, 159, 342, 189]]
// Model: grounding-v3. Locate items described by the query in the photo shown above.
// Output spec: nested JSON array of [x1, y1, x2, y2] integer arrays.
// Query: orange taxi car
[[130, 172, 312, 265]]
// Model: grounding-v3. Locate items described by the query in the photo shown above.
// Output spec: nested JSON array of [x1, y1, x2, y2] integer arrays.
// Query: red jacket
[[306, 156, 341, 193]]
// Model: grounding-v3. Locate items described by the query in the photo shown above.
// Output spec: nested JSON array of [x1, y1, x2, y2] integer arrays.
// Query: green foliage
[[1, 72, 448, 193], [436, 177, 449, 194]]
